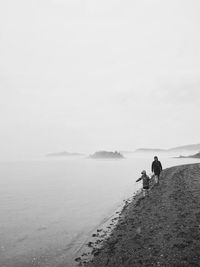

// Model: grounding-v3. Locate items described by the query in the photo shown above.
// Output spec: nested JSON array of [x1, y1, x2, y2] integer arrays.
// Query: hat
[[141, 170, 146, 175]]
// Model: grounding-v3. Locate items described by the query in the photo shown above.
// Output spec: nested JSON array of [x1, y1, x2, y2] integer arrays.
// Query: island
[[46, 151, 84, 157], [89, 151, 124, 159]]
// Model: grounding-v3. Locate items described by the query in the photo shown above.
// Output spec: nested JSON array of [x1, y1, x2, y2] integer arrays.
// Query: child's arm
[[136, 177, 142, 182]]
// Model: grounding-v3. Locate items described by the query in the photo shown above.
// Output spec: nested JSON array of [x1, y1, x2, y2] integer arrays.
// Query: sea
[[0, 154, 199, 266]]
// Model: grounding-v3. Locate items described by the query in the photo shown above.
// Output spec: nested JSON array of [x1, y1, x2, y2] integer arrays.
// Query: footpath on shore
[[85, 163, 200, 267]]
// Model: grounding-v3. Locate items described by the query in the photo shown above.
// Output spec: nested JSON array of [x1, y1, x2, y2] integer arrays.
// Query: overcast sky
[[1, 0, 200, 160]]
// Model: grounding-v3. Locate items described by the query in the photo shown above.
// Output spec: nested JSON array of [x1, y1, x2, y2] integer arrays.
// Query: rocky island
[[90, 151, 124, 159]]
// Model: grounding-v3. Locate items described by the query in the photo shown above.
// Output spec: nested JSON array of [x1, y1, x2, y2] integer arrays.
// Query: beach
[[83, 163, 200, 266]]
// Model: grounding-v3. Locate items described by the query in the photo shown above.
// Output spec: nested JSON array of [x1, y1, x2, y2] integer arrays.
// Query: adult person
[[151, 156, 162, 184]]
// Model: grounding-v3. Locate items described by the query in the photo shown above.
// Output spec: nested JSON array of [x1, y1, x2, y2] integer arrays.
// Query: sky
[[0, 0, 200, 160]]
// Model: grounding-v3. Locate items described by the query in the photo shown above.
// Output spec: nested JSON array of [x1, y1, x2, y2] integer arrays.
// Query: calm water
[[0, 155, 199, 266]]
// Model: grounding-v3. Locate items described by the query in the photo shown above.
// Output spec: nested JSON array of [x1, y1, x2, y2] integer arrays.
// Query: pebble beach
[[82, 163, 200, 266]]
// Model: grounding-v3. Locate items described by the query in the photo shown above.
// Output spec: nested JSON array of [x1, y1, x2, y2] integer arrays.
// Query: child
[[136, 170, 150, 197]]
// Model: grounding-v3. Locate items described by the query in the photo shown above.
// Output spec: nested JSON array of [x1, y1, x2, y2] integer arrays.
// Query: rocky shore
[[83, 163, 200, 266]]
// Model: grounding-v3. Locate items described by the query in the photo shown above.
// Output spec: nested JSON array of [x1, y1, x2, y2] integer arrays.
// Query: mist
[[1, 0, 200, 160]]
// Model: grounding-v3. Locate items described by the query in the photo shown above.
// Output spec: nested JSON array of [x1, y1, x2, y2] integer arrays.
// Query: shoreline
[[83, 163, 200, 266], [74, 193, 142, 266]]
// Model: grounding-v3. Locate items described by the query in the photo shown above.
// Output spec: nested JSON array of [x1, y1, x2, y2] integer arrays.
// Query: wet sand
[[83, 163, 200, 266]]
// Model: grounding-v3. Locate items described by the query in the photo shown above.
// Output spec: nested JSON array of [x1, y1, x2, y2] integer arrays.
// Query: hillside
[[169, 143, 200, 152], [135, 148, 165, 153], [135, 143, 200, 153], [178, 152, 200, 159]]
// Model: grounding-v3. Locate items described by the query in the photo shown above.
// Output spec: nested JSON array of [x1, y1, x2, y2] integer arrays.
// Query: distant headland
[[89, 151, 124, 159], [46, 151, 84, 157], [178, 152, 200, 159], [135, 148, 165, 153], [135, 143, 200, 153]]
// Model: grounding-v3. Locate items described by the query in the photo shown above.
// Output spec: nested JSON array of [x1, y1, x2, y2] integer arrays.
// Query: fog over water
[[1, 0, 200, 160]]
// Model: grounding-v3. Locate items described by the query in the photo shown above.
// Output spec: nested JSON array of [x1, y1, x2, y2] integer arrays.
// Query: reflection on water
[[0, 155, 199, 266]]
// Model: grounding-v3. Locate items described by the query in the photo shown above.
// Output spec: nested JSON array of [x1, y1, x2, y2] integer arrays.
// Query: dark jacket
[[151, 160, 162, 175], [136, 174, 150, 189]]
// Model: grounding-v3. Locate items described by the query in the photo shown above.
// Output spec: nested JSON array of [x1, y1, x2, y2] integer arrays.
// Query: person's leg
[[143, 188, 146, 197], [146, 188, 149, 196], [154, 175, 158, 184], [157, 172, 160, 184]]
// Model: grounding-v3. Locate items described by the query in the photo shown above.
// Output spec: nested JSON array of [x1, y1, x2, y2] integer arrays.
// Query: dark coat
[[151, 160, 162, 175]]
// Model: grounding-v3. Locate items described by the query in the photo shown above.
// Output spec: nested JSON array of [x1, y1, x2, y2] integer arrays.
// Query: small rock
[[136, 227, 141, 234], [87, 241, 93, 247]]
